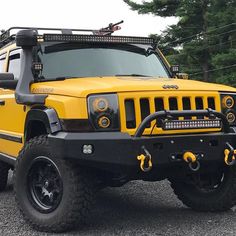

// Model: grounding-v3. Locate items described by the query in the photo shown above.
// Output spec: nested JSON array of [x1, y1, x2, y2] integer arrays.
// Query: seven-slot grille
[[119, 92, 221, 135]]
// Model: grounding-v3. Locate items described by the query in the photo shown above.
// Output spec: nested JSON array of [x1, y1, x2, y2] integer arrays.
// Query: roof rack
[[0, 21, 124, 48]]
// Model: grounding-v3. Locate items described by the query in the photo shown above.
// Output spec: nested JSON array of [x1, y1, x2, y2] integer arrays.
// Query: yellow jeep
[[0, 24, 236, 232]]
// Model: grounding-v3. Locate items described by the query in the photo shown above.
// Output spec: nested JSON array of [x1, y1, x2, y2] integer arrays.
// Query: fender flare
[[24, 108, 62, 140]]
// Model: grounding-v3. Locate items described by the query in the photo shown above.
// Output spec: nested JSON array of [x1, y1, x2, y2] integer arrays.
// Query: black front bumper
[[48, 109, 236, 175], [48, 131, 236, 172]]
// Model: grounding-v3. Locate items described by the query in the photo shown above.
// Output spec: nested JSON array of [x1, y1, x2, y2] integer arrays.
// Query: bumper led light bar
[[43, 34, 155, 45], [163, 119, 222, 130]]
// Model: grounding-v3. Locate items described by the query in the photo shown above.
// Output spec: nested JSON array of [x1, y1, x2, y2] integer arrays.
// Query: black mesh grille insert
[[182, 97, 191, 119], [169, 97, 178, 110], [155, 98, 164, 127], [182, 97, 191, 110], [195, 97, 204, 119], [207, 97, 215, 110], [125, 99, 136, 128], [140, 98, 151, 127], [195, 97, 203, 109], [155, 98, 164, 111]]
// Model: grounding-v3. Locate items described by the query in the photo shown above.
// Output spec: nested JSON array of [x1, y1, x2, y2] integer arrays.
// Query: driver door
[[0, 48, 26, 157]]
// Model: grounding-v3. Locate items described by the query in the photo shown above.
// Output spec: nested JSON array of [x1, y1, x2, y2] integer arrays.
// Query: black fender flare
[[24, 108, 62, 140]]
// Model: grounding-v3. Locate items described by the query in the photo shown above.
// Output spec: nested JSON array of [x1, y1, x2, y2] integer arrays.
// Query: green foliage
[[124, 0, 236, 86], [213, 49, 236, 66], [123, 0, 180, 16]]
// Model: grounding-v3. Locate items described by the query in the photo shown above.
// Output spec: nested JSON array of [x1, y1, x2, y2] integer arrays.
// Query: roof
[[0, 21, 155, 49], [0, 22, 124, 49]]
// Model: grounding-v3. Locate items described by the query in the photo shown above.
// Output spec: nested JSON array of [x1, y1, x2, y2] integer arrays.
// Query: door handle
[[0, 100, 5, 106]]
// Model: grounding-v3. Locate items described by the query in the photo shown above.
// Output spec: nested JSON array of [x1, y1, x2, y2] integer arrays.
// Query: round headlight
[[88, 94, 119, 131], [222, 96, 234, 109], [93, 98, 109, 112], [98, 116, 111, 128]]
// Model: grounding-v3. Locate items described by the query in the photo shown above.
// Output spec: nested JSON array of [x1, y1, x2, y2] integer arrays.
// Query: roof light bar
[[163, 119, 222, 130], [43, 34, 155, 45]]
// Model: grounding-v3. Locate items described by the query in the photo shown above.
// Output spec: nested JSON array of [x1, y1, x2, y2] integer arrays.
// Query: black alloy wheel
[[27, 156, 63, 213]]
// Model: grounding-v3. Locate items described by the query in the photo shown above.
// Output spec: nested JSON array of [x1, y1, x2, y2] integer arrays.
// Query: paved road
[[1, 172, 236, 236]]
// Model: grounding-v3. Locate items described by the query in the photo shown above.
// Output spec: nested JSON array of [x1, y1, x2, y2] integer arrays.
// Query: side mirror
[[0, 73, 14, 81], [16, 30, 38, 48], [0, 73, 17, 89], [177, 73, 189, 80]]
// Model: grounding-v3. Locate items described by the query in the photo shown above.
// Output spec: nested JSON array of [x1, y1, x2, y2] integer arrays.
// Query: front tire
[[170, 166, 236, 212], [0, 160, 10, 191], [14, 135, 95, 232]]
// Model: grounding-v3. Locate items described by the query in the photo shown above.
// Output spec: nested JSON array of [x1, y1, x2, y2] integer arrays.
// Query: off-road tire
[[170, 166, 236, 212], [14, 135, 95, 233], [0, 160, 10, 191]]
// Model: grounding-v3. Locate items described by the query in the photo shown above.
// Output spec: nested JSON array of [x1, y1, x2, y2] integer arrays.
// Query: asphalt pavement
[[1, 171, 236, 236]]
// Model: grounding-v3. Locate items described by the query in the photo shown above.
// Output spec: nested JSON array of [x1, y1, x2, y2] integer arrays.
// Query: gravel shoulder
[[1, 172, 236, 236]]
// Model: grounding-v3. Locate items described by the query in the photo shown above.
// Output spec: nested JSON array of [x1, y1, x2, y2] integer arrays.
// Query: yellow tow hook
[[183, 151, 200, 172], [224, 142, 236, 166], [137, 146, 153, 172]]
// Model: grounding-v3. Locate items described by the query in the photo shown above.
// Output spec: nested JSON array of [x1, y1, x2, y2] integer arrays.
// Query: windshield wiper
[[115, 74, 151, 77]]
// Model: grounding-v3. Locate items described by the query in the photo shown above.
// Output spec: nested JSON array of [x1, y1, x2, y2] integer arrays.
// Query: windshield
[[38, 43, 170, 79]]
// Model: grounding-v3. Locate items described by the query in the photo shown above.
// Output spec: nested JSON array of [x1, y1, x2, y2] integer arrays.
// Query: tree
[[124, 0, 236, 85], [208, 1, 236, 86]]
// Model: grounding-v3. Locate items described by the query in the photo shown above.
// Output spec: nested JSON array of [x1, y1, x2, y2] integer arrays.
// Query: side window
[[8, 49, 22, 79], [0, 53, 6, 73]]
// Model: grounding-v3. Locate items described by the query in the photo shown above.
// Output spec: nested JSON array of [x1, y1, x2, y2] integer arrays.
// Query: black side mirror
[[16, 30, 38, 48], [0, 73, 17, 89], [0, 73, 14, 81]]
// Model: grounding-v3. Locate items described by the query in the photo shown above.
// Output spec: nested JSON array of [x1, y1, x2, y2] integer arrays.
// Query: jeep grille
[[119, 91, 221, 135]]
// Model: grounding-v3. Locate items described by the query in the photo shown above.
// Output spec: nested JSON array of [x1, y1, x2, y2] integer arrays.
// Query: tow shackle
[[137, 146, 153, 172], [183, 151, 200, 172], [224, 143, 236, 166]]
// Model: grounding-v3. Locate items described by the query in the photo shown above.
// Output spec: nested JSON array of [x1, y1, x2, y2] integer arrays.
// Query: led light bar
[[163, 119, 222, 130], [43, 34, 155, 45]]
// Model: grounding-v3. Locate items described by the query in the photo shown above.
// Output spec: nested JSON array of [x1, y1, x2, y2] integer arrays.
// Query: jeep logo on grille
[[162, 85, 179, 89]]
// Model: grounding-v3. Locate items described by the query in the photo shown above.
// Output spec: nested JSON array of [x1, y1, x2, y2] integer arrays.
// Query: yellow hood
[[31, 77, 236, 98]]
